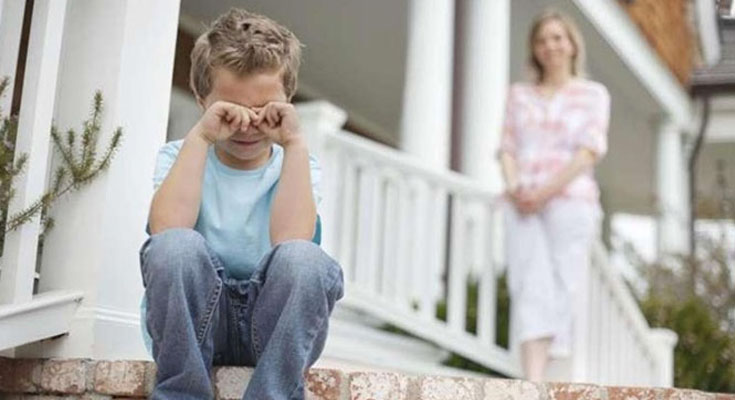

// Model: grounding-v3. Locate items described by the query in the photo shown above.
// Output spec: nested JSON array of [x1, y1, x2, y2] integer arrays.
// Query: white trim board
[[572, 0, 692, 126], [0, 290, 83, 351], [16, 305, 151, 361]]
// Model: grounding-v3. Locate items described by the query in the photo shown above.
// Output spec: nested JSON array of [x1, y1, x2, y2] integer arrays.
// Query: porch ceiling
[[180, 0, 408, 145]]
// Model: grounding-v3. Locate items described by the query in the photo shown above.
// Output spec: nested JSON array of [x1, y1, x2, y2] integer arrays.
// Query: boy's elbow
[[270, 231, 314, 246], [148, 212, 195, 235], [270, 217, 317, 246]]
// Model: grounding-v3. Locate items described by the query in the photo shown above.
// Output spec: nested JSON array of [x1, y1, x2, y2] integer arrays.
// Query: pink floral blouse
[[500, 79, 610, 202]]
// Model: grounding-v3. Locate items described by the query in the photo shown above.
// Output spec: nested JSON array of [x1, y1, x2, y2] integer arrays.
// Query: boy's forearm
[[270, 137, 316, 245], [149, 129, 210, 234]]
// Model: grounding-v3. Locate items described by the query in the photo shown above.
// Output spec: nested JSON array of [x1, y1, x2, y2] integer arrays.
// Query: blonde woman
[[499, 10, 610, 381]]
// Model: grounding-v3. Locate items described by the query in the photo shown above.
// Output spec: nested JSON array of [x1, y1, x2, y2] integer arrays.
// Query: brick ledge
[[0, 357, 732, 399]]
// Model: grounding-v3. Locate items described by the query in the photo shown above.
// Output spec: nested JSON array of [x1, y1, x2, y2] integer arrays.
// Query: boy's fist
[[195, 101, 257, 144], [253, 102, 303, 148]]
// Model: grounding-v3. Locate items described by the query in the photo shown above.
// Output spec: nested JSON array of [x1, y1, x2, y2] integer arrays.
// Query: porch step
[[0, 357, 732, 399]]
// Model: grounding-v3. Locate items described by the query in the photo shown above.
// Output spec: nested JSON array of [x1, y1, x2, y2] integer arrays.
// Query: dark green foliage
[[436, 273, 511, 376], [0, 76, 122, 254], [640, 294, 735, 392], [380, 273, 511, 377], [628, 229, 735, 393]]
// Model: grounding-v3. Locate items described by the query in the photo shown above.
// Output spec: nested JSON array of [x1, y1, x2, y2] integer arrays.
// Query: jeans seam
[[248, 246, 283, 362], [196, 247, 225, 346], [196, 279, 222, 346], [287, 305, 329, 400], [251, 313, 262, 361]]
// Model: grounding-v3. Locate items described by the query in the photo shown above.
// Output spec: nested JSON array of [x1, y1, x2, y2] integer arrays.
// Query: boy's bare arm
[[148, 130, 209, 234], [148, 101, 254, 234], [256, 102, 317, 245]]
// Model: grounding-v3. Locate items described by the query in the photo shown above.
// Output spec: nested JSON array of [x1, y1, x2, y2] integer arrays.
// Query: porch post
[[18, 0, 180, 359], [456, 0, 509, 192], [400, 0, 455, 169], [656, 116, 690, 256]]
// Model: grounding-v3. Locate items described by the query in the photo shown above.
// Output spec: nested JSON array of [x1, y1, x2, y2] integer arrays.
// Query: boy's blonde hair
[[190, 8, 302, 101], [528, 10, 586, 82]]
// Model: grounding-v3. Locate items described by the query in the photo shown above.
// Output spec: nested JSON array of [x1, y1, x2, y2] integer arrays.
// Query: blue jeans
[[139, 229, 344, 400]]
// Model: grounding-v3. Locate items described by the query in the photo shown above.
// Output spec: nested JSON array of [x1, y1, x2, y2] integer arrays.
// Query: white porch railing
[[300, 101, 677, 386], [0, 0, 84, 351], [557, 242, 678, 386]]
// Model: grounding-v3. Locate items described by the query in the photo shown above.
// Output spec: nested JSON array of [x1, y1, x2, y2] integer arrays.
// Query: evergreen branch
[[10, 153, 27, 176], [51, 126, 82, 181], [51, 166, 67, 195], [5, 196, 45, 232], [4, 91, 122, 235], [92, 127, 122, 173], [81, 92, 103, 174], [0, 77, 8, 102]]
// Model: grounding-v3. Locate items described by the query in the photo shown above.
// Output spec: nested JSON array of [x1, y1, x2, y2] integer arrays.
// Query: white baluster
[[476, 203, 496, 345], [447, 195, 467, 333], [410, 179, 431, 316], [394, 177, 413, 310], [423, 186, 448, 320], [0, 0, 67, 305], [600, 285, 611, 384], [338, 158, 358, 284], [586, 266, 600, 382], [317, 139, 343, 258], [380, 174, 400, 299], [354, 166, 382, 294]]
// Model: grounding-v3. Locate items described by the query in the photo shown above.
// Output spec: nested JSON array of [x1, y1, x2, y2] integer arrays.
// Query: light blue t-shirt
[[152, 140, 322, 279], [141, 140, 322, 352]]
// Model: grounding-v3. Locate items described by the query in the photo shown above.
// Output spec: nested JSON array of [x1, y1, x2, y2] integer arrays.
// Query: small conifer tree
[[0, 76, 122, 255]]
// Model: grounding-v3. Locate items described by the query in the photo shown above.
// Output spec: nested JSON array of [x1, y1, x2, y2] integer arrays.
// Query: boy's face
[[201, 67, 288, 170]]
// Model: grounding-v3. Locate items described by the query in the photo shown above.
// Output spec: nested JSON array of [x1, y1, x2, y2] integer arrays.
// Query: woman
[[499, 10, 610, 381]]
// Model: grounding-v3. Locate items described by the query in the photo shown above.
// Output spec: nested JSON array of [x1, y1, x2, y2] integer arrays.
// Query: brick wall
[[618, 0, 696, 86]]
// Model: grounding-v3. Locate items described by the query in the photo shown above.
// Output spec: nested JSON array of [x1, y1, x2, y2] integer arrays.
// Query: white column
[[17, 0, 180, 360], [456, 0, 509, 191], [400, 0, 454, 169], [454, 0, 509, 290], [297, 101, 348, 258], [656, 117, 690, 256]]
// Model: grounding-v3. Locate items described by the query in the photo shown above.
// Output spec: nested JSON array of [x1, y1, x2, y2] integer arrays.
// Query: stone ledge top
[[0, 357, 732, 400]]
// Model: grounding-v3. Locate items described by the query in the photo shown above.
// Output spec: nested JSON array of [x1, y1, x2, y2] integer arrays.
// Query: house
[[0, 0, 725, 396]]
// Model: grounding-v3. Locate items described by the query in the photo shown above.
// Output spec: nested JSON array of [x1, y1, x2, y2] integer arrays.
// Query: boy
[[139, 8, 344, 399]]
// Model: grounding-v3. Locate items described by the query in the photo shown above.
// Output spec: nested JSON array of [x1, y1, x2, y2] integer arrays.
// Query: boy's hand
[[254, 102, 303, 148], [194, 101, 257, 144]]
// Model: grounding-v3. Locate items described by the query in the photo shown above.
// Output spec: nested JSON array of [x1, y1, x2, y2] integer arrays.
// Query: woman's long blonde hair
[[528, 10, 587, 82]]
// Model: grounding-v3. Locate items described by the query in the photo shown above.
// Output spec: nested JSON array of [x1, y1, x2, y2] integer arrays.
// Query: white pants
[[504, 198, 599, 358]]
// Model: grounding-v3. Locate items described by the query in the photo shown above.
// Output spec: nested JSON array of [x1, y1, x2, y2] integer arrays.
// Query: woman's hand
[[515, 187, 553, 215]]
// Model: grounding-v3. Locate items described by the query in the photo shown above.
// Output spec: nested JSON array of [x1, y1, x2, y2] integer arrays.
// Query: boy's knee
[[269, 240, 343, 295], [143, 228, 210, 282], [148, 228, 206, 257]]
